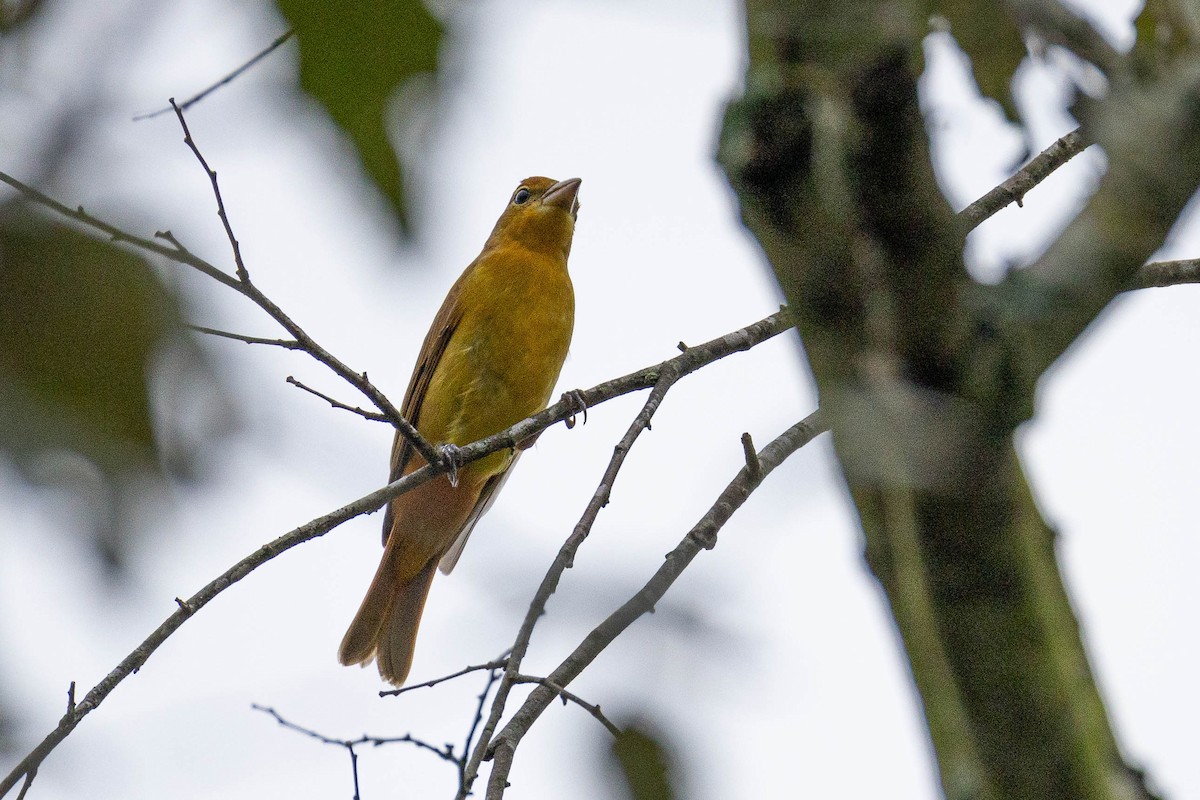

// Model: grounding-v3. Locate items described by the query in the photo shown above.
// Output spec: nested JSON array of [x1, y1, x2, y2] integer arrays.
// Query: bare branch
[[461, 365, 684, 794], [454, 309, 795, 796], [460, 664, 505, 793], [134, 30, 294, 121], [740, 431, 762, 479], [0, 169, 242, 291], [0, 161, 429, 460], [0, 309, 794, 798], [253, 702, 460, 795], [483, 412, 827, 797], [165, 103, 439, 464], [957, 128, 1091, 231], [189, 324, 302, 349], [13, 772, 33, 800], [0, 467, 425, 799], [286, 376, 391, 423], [258, 662, 506, 797], [171, 99, 248, 280], [253, 704, 457, 761], [380, 657, 509, 698], [1014, 61, 1200, 377], [1134, 258, 1200, 290], [511, 675, 622, 738]]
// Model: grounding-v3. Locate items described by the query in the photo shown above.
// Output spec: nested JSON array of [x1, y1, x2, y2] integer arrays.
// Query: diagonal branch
[[458, 332, 728, 795], [285, 377, 391, 423], [0, 121, 437, 467], [163, 103, 438, 464], [511, 675, 622, 738], [171, 100, 249, 281], [483, 412, 827, 798], [957, 128, 1092, 231], [0, 169, 242, 291], [456, 374, 666, 793], [134, 30, 294, 121], [1011, 59, 1200, 378], [0, 308, 795, 799]]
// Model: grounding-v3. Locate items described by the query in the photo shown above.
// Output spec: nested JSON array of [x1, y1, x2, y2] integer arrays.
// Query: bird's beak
[[541, 178, 582, 215]]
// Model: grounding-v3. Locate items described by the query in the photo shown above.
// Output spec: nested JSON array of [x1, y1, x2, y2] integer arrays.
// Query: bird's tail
[[338, 555, 439, 687]]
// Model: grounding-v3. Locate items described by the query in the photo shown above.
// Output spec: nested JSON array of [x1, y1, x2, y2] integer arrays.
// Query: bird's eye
[[513, 188, 531, 205]]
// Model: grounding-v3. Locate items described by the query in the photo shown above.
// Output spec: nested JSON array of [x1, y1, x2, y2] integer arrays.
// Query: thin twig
[[0, 117, 434, 463], [256, 664, 508, 797], [189, 324, 302, 349], [253, 704, 458, 768], [380, 657, 509, 698], [958, 128, 1092, 231], [255, 671, 509, 799], [170, 99, 249, 281], [484, 412, 827, 797], [0, 468, 429, 800], [456, 311, 797, 797], [512, 675, 622, 738], [286, 377, 391, 423], [0, 163, 432, 461], [134, 30, 294, 121], [163, 104, 439, 465], [460, 664, 505, 792], [0, 309, 795, 799], [459, 360, 687, 797], [0, 170, 242, 290]]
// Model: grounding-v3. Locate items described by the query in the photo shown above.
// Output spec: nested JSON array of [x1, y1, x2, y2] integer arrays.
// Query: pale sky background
[[2, 0, 1198, 798]]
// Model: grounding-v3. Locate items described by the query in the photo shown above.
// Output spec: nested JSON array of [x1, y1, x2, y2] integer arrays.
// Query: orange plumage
[[339, 176, 581, 685]]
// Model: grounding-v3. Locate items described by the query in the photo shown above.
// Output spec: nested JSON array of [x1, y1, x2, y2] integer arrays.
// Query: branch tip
[[741, 432, 762, 479]]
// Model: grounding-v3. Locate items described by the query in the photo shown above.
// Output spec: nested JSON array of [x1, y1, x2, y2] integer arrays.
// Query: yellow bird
[[339, 176, 581, 686]]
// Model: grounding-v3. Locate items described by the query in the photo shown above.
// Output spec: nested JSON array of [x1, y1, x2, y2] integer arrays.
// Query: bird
[[339, 176, 581, 686]]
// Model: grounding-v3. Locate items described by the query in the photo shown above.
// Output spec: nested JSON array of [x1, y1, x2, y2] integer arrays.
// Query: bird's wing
[[438, 451, 521, 574], [381, 276, 469, 545]]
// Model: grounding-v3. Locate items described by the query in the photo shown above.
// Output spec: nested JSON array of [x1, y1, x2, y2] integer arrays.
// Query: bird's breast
[[433, 250, 575, 458]]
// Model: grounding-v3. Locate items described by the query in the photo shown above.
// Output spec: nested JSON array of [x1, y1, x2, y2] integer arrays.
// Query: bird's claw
[[438, 444, 464, 487], [561, 389, 588, 430]]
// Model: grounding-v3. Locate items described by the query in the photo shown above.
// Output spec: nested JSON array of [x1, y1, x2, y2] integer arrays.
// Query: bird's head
[[485, 176, 582, 259]]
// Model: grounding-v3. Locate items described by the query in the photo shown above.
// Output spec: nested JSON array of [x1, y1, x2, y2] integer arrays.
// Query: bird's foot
[[438, 444, 464, 487], [561, 389, 588, 430]]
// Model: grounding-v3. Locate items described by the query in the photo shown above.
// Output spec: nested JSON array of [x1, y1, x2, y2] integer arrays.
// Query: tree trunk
[[718, 1, 1200, 797]]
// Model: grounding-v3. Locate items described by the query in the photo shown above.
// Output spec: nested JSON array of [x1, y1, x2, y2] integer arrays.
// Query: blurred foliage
[[273, 0, 443, 232], [927, 1, 1027, 123], [0, 207, 206, 568], [610, 723, 676, 800], [1133, 0, 1198, 77]]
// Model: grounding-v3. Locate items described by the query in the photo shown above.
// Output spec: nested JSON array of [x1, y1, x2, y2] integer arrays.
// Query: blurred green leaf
[[929, 1, 1026, 123], [1133, 0, 1197, 78], [273, 0, 443, 232], [611, 724, 676, 800], [0, 209, 180, 479]]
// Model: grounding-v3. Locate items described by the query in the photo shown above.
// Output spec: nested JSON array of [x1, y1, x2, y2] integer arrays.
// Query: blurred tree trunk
[[718, 2, 1200, 798]]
